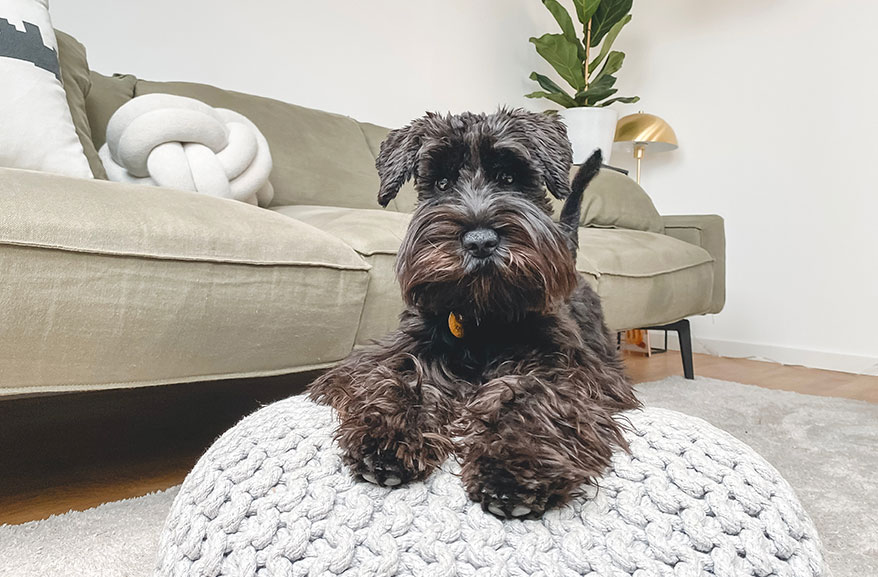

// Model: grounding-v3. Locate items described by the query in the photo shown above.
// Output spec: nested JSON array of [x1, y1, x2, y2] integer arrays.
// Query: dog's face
[[376, 109, 579, 321]]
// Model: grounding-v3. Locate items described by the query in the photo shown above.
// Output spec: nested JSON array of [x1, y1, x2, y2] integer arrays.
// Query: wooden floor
[[1, 353, 875, 526], [625, 351, 878, 403]]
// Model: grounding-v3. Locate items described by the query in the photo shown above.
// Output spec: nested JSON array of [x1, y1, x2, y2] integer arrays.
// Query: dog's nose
[[462, 228, 499, 258]]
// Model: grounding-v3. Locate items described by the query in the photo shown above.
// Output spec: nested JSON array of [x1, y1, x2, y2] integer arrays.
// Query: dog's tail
[[559, 149, 602, 259]]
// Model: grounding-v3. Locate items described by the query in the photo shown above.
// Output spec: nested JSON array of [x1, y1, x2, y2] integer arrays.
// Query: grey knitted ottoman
[[154, 395, 826, 577]]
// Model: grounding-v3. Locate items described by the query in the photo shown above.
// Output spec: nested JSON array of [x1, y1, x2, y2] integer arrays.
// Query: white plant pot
[[558, 107, 619, 164]]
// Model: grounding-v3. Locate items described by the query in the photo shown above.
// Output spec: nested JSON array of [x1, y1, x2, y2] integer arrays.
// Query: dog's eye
[[436, 178, 451, 191], [500, 173, 514, 185]]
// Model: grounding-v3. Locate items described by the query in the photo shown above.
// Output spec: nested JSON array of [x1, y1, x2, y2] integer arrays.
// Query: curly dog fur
[[309, 109, 639, 519]]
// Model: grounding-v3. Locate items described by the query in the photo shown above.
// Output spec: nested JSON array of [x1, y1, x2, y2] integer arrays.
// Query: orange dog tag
[[448, 312, 465, 339]]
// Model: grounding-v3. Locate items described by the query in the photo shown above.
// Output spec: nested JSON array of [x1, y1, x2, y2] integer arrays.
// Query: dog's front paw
[[464, 462, 551, 519], [347, 448, 416, 488], [341, 426, 453, 488]]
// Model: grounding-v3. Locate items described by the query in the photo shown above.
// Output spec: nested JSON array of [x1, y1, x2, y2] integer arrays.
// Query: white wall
[[52, 1, 555, 127], [52, 1, 878, 374], [607, 0, 878, 374]]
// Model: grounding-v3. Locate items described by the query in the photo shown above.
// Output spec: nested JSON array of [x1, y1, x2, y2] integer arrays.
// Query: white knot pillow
[[99, 93, 274, 206]]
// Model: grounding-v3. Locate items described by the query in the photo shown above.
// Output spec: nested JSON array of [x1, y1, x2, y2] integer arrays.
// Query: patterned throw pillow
[[0, 0, 92, 177]]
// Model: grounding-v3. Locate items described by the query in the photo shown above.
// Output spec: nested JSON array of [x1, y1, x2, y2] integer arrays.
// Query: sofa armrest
[[662, 215, 726, 314]]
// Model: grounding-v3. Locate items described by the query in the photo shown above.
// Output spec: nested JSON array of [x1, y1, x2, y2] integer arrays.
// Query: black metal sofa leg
[[642, 319, 695, 380]]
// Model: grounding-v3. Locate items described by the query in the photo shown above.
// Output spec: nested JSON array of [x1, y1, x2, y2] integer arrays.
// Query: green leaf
[[590, 0, 632, 47], [598, 95, 640, 106], [572, 0, 601, 26], [587, 88, 618, 105], [593, 74, 618, 88], [525, 90, 580, 108], [542, 0, 578, 44], [593, 51, 625, 83], [575, 74, 618, 105], [576, 74, 617, 98], [588, 14, 631, 75], [529, 71, 568, 95], [542, 0, 586, 60], [529, 34, 586, 91]]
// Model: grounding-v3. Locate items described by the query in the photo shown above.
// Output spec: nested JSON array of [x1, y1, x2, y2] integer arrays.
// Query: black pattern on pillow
[[0, 17, 60, 80]]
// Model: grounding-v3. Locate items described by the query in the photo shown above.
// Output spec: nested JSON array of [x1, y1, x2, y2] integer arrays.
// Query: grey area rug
[[0, 376, 875, 577]]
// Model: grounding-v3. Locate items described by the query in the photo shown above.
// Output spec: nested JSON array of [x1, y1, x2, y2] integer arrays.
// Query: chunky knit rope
[[100, 93, 274, 206], [154, 395, 826, 577]]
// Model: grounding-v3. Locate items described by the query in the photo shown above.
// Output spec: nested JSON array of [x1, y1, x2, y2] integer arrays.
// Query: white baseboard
[[649, 331, 878, 376]]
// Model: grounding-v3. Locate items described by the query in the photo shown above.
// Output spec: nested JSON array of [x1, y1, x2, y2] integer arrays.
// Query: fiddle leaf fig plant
[[527, 0, 640, 108]]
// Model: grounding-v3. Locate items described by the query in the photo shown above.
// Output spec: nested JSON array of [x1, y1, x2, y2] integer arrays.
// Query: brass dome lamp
[[614, 113, 678, 184]]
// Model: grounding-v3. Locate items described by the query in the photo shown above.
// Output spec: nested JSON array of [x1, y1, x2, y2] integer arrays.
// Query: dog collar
[[448, 312, 465, 339]]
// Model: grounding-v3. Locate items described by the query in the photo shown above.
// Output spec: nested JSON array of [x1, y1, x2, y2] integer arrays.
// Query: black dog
[[309, 109, 639, 518]]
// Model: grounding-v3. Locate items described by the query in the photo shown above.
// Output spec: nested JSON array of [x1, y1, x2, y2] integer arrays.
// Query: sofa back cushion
[[85, 71, 137, 151], [55, 30, 106, 179], [553, 168, 664, 233], [86, 76, 382, 209], [581, 169, 664, 233], [357, 121, 416, 213]]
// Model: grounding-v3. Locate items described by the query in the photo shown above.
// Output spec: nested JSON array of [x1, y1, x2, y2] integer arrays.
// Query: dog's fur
[[309, 109, 639, 519]]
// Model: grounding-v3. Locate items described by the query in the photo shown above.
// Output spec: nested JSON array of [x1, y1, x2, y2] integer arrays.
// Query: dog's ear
[[510, 109, 573, 199], [376, 122, 422, 207]]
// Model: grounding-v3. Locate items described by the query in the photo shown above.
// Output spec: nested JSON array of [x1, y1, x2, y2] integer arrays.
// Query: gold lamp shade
[[614, 112, 678, 152], [613, 112, 678, 183]]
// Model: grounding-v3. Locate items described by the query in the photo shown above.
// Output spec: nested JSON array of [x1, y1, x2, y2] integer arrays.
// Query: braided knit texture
[[154, 395, 826, 577]]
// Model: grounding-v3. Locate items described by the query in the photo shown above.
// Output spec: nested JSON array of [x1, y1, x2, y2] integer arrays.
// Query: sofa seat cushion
[[0, 168, 370, 395], [272, 205, 718, 343], [273, 205, 409, 256], [273, 205, 409, 345], [577, 228, 716, 331]]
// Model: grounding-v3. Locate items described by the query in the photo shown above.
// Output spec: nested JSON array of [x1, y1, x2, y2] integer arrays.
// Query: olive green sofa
[[0, 33, 724, 396]]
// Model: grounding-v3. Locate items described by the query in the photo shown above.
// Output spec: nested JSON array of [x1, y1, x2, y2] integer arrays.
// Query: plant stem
[[584, 17, 592, 95]]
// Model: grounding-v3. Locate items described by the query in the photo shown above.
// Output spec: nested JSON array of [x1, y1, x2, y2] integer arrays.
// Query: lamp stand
[[633, 144, 645, 185]]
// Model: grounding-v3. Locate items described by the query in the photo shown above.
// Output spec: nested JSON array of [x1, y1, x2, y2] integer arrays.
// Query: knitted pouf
[[154, 395, 826, 577]]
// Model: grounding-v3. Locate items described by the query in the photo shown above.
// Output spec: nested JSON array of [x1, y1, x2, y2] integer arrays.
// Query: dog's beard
[[396, 199, 578, 321]]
